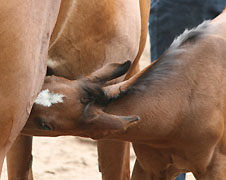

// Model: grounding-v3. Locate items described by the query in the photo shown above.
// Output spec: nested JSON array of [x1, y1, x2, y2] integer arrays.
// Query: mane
[[125, 20, 212, 93], [169, 20, 210, 49]]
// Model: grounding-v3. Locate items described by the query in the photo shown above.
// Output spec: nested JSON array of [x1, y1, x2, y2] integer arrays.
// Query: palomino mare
[[23, 10, 226, 179], [7, 0, 150, 179], [0, 0, 61, 178]]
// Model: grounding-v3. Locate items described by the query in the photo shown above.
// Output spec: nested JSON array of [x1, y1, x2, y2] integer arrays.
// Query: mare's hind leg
[[0, 150, 5, 177], [132, 159, 151, 180], [97, 140, 130, 180], [7, 135, 33, 180]]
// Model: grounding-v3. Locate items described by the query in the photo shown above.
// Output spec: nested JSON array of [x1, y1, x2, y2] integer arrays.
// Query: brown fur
[[0, 0, 61, 178], [23, 11, 226, 179], [7, 0, 150, 179]]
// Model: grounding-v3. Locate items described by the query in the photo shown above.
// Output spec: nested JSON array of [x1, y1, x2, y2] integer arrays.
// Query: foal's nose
[[46, 66, 54, 76]]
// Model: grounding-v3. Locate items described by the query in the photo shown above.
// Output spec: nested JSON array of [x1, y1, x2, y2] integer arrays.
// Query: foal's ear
[[79, 104, 139, 139], [86, 61, 131, 84]]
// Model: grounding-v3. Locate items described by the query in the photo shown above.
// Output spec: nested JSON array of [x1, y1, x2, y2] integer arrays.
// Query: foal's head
[[22, 61, 139, 139]]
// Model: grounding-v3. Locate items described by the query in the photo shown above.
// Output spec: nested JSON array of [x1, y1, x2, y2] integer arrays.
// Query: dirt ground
[[2, 36, 196, 180]]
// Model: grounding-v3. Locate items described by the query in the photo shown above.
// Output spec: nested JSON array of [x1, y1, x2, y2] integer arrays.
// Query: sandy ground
[[2, 36, 196, 180]]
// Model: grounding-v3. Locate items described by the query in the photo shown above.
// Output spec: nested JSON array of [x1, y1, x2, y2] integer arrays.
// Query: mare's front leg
[[7, 135, 33, 180], [97, 140, 130, 180]]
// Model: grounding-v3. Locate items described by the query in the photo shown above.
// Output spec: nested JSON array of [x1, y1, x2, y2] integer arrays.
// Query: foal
[[23, 11, 226, 179]]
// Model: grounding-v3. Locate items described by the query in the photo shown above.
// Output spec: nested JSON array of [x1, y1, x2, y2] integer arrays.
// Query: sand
[[1, 35, 196, 180], [2, 136, 195, 180]]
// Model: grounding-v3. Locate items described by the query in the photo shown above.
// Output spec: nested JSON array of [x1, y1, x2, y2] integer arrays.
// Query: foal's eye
[[40, 121, 52, 131], [35, 117, 53, 131]]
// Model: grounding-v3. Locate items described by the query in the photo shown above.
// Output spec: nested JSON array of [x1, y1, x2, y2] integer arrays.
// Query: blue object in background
[[175, 173, 186, 180], [149, 0, 226, 62]]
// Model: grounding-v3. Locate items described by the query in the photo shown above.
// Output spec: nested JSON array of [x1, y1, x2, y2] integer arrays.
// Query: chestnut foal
[[23, 11, 226, 180]]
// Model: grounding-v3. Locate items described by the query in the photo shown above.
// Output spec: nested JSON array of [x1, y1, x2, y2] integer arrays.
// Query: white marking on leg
[[35, 89, 65, 107]]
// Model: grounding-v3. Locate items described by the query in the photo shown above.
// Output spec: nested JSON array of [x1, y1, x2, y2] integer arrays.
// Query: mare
[[7, 0, 150, 179], [0, 0, 61, 179]]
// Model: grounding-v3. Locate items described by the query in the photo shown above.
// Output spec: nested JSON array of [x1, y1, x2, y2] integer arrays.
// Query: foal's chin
[[21, 128, 91, 138], [21, 128, 65, 137]]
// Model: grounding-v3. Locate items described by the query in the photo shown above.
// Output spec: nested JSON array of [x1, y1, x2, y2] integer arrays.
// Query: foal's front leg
[[195, 152, 226, 180], [131, 159, 163, 180]]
